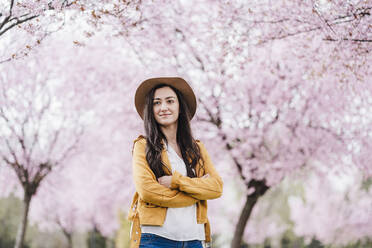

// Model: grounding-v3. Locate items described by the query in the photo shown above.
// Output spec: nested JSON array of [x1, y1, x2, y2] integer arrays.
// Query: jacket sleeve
[[170, 141, 223, 200], [132, 138, 198, 208]]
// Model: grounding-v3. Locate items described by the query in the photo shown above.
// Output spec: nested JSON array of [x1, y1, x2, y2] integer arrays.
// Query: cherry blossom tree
[[0, 20, 145, 247], [0, 59, 84, 248]]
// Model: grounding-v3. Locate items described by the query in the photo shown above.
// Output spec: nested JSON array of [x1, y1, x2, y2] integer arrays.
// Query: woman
[[128, 77, 223, 248]]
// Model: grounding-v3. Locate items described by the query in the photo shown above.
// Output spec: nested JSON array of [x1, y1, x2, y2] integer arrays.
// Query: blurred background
[[0, 1, 371, 248]]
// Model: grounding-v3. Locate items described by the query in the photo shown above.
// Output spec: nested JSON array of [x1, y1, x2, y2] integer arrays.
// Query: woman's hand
[[158, 176, 172, 188]]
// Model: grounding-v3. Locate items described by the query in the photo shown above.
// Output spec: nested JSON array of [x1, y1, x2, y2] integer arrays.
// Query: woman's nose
[[160, 102, 168, 111]]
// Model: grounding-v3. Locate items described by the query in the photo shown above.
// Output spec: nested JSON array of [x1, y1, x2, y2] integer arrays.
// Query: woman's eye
[[167, 100, 174, 104], [154, 101, 160, 105]]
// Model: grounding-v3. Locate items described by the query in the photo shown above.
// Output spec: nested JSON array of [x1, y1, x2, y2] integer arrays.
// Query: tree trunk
[[14, 193, 32, 248], [231, 195, 258, 248], [66, 233, 73, 248], [231, 180, 269, 248], [62, 229, 73, 248]]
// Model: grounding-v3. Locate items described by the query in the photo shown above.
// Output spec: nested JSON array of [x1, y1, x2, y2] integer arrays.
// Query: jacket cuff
[[170, 171, 182, 189]]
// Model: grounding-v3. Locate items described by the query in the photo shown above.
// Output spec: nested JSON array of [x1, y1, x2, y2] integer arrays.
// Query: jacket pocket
[[138, 201, 167, 226]]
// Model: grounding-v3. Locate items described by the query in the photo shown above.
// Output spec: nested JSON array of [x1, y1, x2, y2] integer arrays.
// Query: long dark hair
[[143, 84, 203, 179]]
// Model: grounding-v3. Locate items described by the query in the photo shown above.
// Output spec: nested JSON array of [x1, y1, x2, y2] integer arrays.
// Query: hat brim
[[135, 77, 197, 120]]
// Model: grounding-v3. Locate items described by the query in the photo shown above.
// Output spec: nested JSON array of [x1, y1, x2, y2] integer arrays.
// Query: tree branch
[[0, 106, 31, 165], [258, 6, 371, 44], [313, 6, 337, 36], [175, 28, 206, 71], [55, 127, 83, 166], [324, 38, 372, 43], [0, 14, 38, 36], [0, 0, 14, 30], [0, 0, 76, 37]]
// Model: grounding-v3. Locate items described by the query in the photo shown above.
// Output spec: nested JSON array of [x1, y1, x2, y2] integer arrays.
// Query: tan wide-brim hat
[[135, 77, 197, 120]]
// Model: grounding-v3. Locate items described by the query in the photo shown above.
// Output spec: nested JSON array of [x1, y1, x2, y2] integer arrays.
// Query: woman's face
[[153, 86, 180, 128]]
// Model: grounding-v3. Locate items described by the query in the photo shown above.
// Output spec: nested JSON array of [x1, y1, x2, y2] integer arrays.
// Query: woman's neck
[[160, 123, 178, 145]]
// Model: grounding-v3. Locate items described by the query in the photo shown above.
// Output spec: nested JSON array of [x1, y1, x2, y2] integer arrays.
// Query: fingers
[[158, 176, 166, 185], [158, 176, 171, 188]]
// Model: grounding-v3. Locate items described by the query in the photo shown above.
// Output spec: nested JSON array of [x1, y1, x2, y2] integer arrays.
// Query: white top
[[141, 144, 205, 241]]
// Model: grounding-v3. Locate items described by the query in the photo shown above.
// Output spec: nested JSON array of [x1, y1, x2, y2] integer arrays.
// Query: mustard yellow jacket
[[127, 136, 223, 248]]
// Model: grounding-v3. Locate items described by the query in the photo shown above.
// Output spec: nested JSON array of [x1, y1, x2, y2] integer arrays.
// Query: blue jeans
[[140, 233, 203, 248]]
